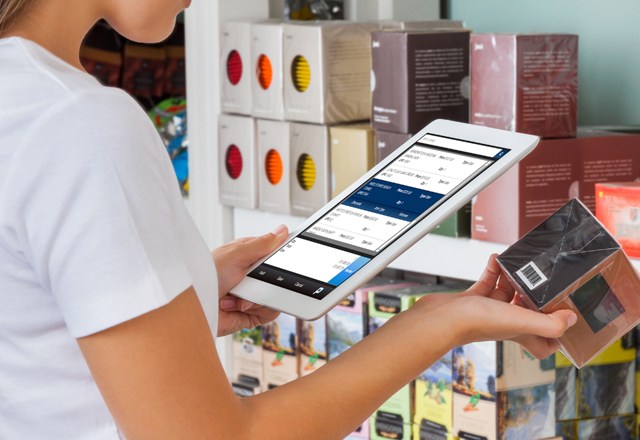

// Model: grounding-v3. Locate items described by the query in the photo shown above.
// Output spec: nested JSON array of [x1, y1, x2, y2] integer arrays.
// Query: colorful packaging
[[262, 314, 298, 389], [472, 131, 640, 245], [283, 21, 379, 124], [497, 198, 640, 368], [290, 122, 331, 217], [471, 33, 578, 139], [79, 20, 123, 87], [371, 29, 471, 134], [221, 21, 253, 115], [232, 326, 263, 390], [370, 417, 411, 440], [298, 317, 327, 377], [596, 182, 640, 259], [330, 124, 375, 198], [218, 114, 257, 209], [577, 415, 636, 440], [251, 21, 285, 120], [164, 22, 186, 96], [257, 119, 291, 214], [231, 380, 261, 398], [374, 129, 412, 165], [555, 360, 577, 421], [379, 20, 464, 30], [122, 42, 166, 97], [348, 420, 370, 439]]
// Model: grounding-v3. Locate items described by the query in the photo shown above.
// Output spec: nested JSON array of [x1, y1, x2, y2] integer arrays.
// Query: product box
[[251, 21, 285, 120], [471, 33, 579, 139], [452, 341, 556, 440], [577, 416, 636, 440], [472, 131, 640, 245], [371, 29, 471, 134], [433, 203, 471, 238], [257, 119, 291, 214], [262, 314, 298, 389], [349, 420, 370, 439], [231, 380, 261, 398], [330, 124, 375, 198], [290, 122, 331, 217], [370, 417, 411, 440], [122, 42, 165, 97], [555, 357, 577, 422], [374, 129, 412, 165], [380, 20, 464, 30], [283, 21, 379, 124], [497, 198, 640, 368], [164, 22, 186, 96], [232, 326, 264, 390], [596, 182, 640, 259], [79, 22, 123, 87], [218, 114, 257, 209], [298, 317, 327, 377], [221, 20, 252, 115]]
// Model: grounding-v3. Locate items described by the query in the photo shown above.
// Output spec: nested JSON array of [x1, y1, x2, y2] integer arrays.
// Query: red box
[[471, 33, 578, 138], [472, 131, 640, 244], [596, 182, 640, 259]]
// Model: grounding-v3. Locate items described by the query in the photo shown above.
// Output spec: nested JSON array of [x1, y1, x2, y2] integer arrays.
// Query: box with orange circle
[[290, 122, 332, 217], [257, 119, 291, 214], [283, 21, 379, 124], [251, 21, 285, 121], [218, 114, 257, 209], [221, 21, 253, 115]]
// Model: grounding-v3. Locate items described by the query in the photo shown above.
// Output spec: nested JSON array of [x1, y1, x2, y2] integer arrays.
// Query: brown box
[[471, 131, 640, 245], [371, 29, 471, 134], [471, 33, 579, 138]]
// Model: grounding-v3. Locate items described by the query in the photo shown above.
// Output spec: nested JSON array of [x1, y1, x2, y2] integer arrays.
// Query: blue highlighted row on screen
[[328, 256, 371, 286]]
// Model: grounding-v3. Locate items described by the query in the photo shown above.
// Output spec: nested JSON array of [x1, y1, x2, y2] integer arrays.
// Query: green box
[[370, 417, 411, 440], [432, 203, 471, 238]]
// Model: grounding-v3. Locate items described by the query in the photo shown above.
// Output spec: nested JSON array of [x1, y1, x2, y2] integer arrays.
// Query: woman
[[0, 0, 577, 438]]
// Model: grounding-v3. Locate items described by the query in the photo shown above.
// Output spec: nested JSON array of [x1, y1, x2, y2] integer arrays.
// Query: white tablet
[[230, 119, 539, 320]]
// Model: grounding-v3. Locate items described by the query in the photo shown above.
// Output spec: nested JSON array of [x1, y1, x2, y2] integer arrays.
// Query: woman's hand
[[411, 254, 577, 359], [211, 225, 289, 337]]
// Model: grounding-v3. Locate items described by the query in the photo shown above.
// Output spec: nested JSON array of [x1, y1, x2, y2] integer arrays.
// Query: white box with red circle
[[257, 119, 291, 214], [218, 114, 257, 209], [251, 21, 285, 121], [221, 21, 252, 115]]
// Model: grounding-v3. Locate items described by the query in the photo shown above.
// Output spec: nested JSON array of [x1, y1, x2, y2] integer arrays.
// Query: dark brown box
[[472, 131, 640, 244], [374, 129, 412, 165], [471, 33, 579, 139], [371, 30, 470, 134]]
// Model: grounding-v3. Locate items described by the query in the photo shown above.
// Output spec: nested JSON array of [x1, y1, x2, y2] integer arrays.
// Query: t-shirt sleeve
[[5, 90, 193, 338]]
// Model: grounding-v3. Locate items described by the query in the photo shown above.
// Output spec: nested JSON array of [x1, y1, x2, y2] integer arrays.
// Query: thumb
[[235, 224, 289, 267], [523, 308, 578, 340]]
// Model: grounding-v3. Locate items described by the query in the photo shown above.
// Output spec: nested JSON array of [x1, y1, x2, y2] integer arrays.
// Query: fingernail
[[241, 300, 254, 312], [271, 224, 287, 235], [220, 297, 236, 310], [567, 313, 577, 327]]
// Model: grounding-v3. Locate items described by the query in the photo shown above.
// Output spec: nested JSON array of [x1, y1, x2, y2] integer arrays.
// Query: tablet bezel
[[229, 119, 539, 320]]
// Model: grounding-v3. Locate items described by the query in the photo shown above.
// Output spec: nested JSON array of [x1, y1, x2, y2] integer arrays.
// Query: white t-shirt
[[0, 37, 219, 439]]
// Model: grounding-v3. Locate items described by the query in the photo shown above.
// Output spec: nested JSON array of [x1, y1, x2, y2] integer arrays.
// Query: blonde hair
[[0, 0, 35, 34]]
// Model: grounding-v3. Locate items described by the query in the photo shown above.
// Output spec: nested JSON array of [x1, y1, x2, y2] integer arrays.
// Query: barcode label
[[516, 262, 548, 290]]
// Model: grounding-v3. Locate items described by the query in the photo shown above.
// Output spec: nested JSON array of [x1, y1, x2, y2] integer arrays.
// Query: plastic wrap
[[471, 33, 578, 139], [218, 114, 257, 209], [290, 122, 330, 217], [371, 29, 470, 134], [251, 21, 285, 120], [220, 21, 252, 115], [257, 119, 291, 214], [497, 198, 640, 368], [283, 21, 378, 124]]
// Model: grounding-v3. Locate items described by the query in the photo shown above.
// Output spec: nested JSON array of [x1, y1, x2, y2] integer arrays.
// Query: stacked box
[[380, 20, 465, 30], [371, 29, 471, 134], [433, 202, 471, 238], [283, 21, 379, 124], [452, 341, 556, 440], [232, 326, 264, 393], [298, 317, 327, 377], [221, 21, 252, 115], [290, 122, 331, 217], [595, 182, 640, 258], [262, 314, 298, 389], [498, 199, 640, 367], [218, 114, 257, 209], [370, 416, 412, 440], [330, 124, 375, 198], [374, 129, 412, 165], [257, 119, 291, 214], [471, 33, 578, 139], [251, 21, 285, 120], [472, 131, 640, 245]]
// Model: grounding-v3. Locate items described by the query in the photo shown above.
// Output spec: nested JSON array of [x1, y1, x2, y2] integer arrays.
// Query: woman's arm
[[77, 256, 575, 440]]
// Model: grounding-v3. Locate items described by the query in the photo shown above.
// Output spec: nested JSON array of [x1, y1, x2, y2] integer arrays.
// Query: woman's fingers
[[509, 335, 561, 360], [465, 254, 501, 297]]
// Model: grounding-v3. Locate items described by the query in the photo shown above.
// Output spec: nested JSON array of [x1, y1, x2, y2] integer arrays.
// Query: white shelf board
[[233, 208, 307, 239]]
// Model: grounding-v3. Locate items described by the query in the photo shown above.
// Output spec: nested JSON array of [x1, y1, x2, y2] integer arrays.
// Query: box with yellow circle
[[257, 119, 291, 214], [251, 21, 285, 120], [329, 125, 374, 199], [283, 21, 379, 124], [221, 21, 253, 115], [218, 114, 257, 209], [289, 122, 331, 217]]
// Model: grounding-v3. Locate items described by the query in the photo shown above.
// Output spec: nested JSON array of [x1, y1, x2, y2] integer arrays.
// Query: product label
[[516, 262, 548, 290], [374, 293, 402, 314]]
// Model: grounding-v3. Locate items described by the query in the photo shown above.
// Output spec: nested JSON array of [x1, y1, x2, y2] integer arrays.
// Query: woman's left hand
[[212, 225, 289, 337]]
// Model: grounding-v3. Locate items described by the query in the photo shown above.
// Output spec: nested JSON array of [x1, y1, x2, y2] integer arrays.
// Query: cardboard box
[[290, 122, 331, 217], [471, 33, 578, 139], [298, 317, 327, 377], [221, 21, 252, 115], [257, 119, 291, 214], [472, 131, 640, 245], [596, 182, 640, 258], [374, 129, 412, 165], [262, 314, 298, 389], [370, 417, 411, 440], [452, 341, 556, 440], [498, 199, 640, 367], [330, 124, 375, 198], [283, 21, 379, 124], [371, 29, 471, 134], [577, 415, 636, 440], [251, 21, 285, 120], [218, 114, 257, 209], [232, 327, 264, 390]]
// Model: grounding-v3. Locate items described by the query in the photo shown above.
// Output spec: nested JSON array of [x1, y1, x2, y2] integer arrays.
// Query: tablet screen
[[248, 133, 509, 299]]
